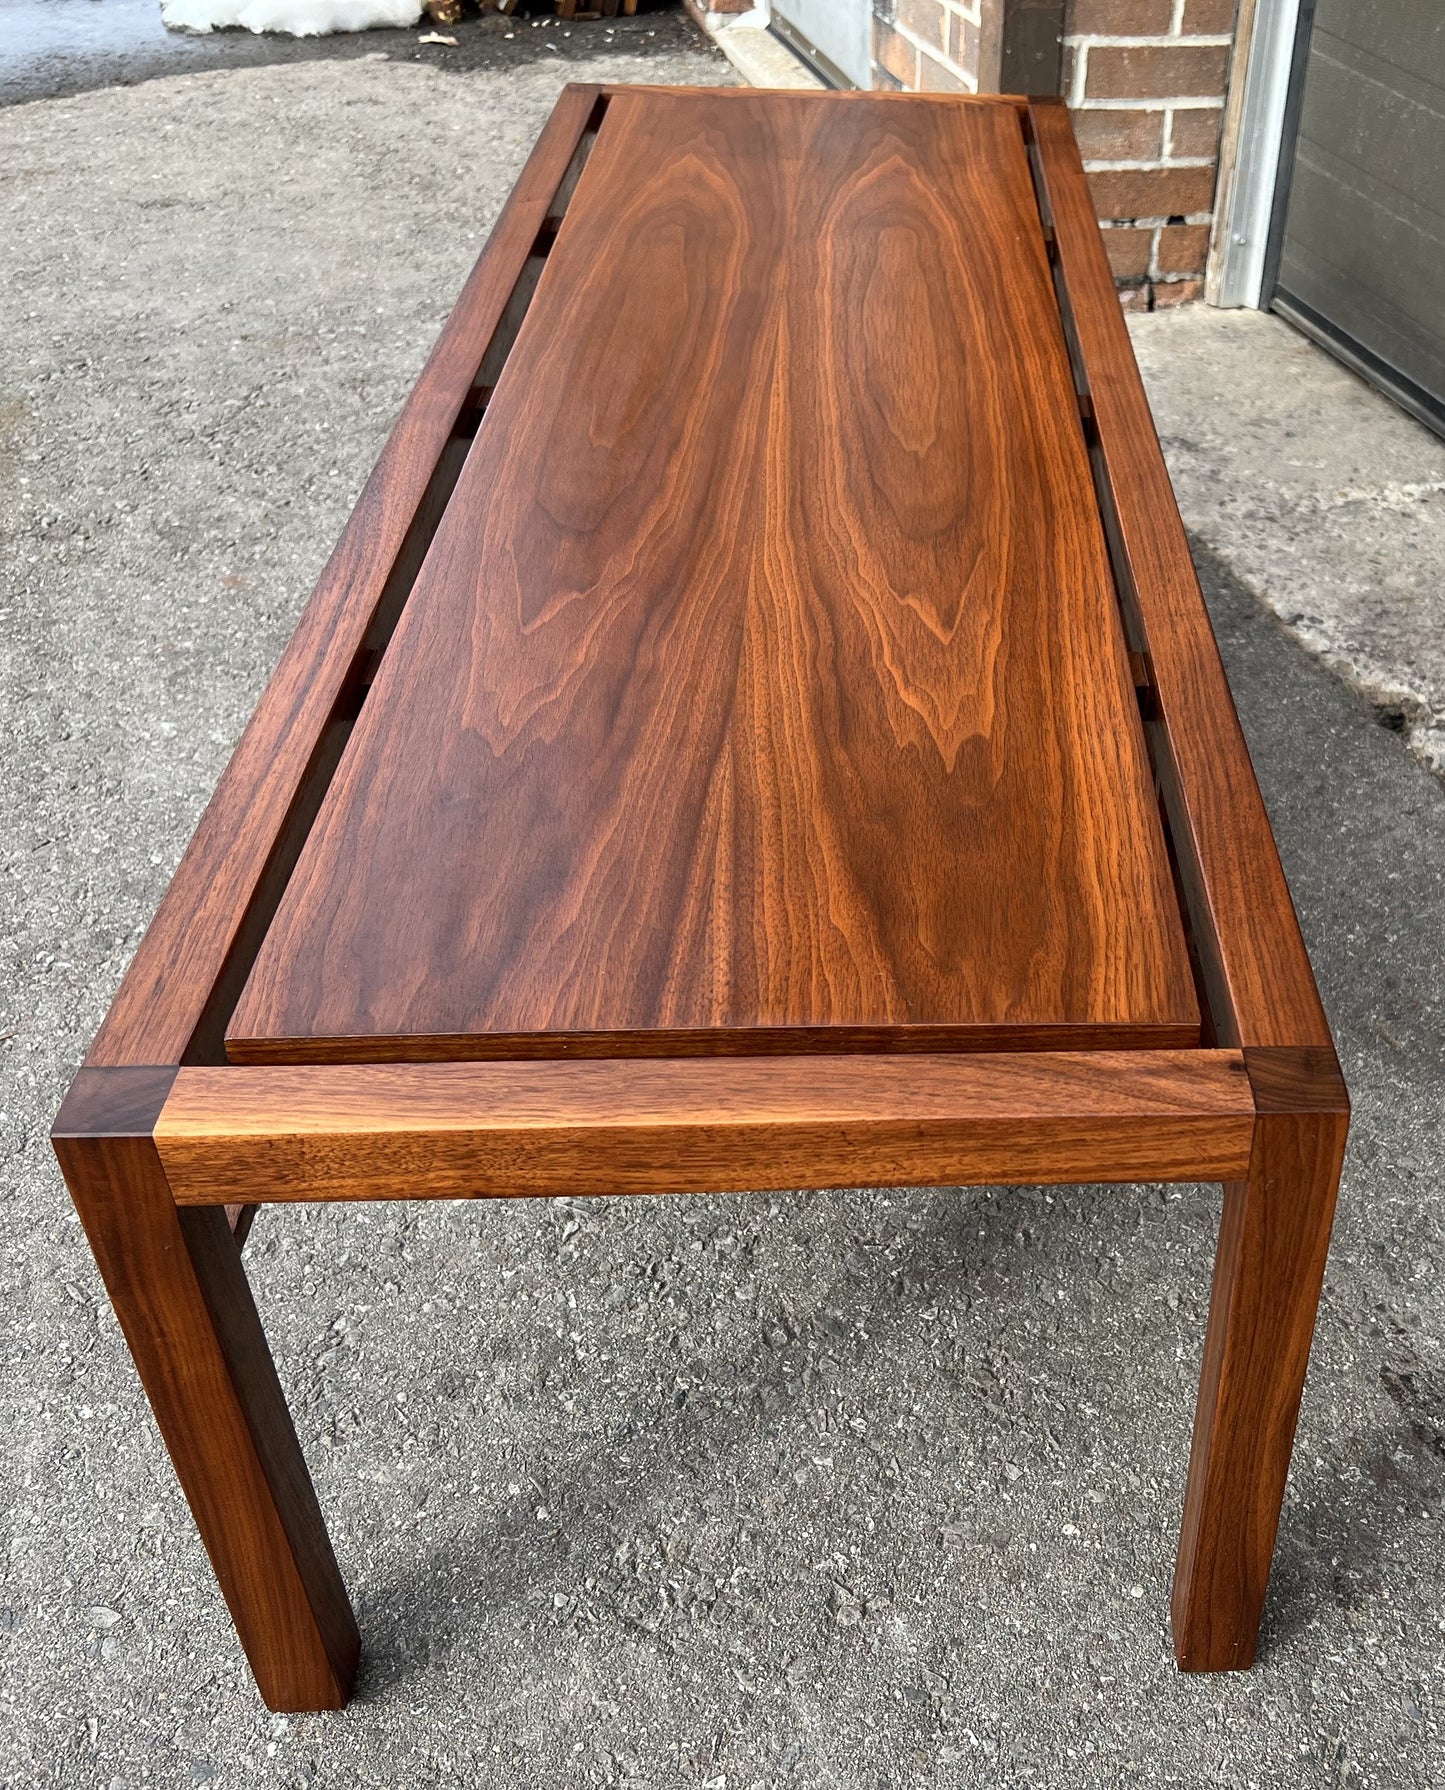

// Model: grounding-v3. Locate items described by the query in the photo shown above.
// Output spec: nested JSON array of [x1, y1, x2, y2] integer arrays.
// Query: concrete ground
[[0, 0, 706, 107], [1131, 306, 1445, 780], [2, 24, 1444, 1790]]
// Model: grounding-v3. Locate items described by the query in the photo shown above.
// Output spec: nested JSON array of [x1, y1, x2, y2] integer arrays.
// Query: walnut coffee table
[[53, 86, 1348, 1711]]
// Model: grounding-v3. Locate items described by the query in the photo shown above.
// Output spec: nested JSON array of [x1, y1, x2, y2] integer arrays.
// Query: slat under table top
[[227, 89, 1199, 1066]]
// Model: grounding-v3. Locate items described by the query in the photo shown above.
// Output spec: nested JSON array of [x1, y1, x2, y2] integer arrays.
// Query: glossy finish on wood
[[1172, 1049, 1347, 1669], [1028, 97, 1334, 1055], [1024, 100, 1349, 1668], [53, 91, 1348, 1707], [53, 1070, 358, 1712], [156, 1050, 1255, 1205], [228, 89, 1197, 1066], [86, 82, 604, 1071], [47, 88, 607, 1713]]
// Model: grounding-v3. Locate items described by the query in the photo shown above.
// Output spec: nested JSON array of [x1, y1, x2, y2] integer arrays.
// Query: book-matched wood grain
[[1028, 98, 1334, 1060], [156, 1051, 1254, 1204], [52, 91, 1354, 1704], [52, 1069, 358, 1712], [227, 89, 1198, 1067], [84, 83, 604, 1071]]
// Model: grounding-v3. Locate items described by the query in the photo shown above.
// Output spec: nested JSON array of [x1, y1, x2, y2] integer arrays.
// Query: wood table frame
[[52, 88, 1347, 1712]]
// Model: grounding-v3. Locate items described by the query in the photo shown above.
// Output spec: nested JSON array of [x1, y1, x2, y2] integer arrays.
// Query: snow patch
[[162, 0, 423, 35]]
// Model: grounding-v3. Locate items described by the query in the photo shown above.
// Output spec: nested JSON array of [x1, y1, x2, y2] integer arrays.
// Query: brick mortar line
[[888, 19, 970, 63], [1063, 33, 1235, 47], [1099, 213, 1214, 226], [1073, 97, 1224, 109], [1083, 156, 1217, 169], [888, 21, 981, 91]]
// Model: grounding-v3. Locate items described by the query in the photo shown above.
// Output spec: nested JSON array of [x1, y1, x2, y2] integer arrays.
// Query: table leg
[[53, 1069, 359, 1712], [1171, 1055, 1347, 1670]]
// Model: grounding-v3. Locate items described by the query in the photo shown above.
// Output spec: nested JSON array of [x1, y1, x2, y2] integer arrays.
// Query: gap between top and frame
[[62, 87, 1344, 1176]]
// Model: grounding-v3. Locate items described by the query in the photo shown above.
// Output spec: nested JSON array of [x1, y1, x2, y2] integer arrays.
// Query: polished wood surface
[[1028, 98, 1333, 1056], [50, 87, 607, 1712], [1026, 99, 1349, 1668], [1171, 1049, 1347, 1669], [85, 83, 604, 1070], [52, 1069, 358, 1712], [228, 89, 1197, 1066], [156, 1050, 1254, 1204], [53, 91, 1351, 1706]]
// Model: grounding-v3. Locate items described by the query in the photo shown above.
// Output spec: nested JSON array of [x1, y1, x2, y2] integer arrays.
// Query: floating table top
[[227, 89, 1198, 1065]]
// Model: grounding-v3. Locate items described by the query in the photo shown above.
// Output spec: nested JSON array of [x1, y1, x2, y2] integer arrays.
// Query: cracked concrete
[[2, 41, 1444, 1790], [1131, 305, 1445, 778]]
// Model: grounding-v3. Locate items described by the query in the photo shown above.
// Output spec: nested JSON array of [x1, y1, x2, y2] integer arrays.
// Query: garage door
[[1271, 0, 1445, 434]]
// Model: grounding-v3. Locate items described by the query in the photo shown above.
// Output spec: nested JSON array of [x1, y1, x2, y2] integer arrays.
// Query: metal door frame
[[1207, 0, 1306, 309]]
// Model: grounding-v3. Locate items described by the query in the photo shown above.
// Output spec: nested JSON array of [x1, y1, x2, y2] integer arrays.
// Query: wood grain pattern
[[1028, 97, 1333, 1054], [1029, 100, 1350, 1668], [156, 1051, 1254, 1204], [52, 1069, 358, 1711], [84, 83, 604, 1070], [227, 89, 1198, 1066], [1171, 1051, 1347, 1669], [54, 92, 1352, 1702]]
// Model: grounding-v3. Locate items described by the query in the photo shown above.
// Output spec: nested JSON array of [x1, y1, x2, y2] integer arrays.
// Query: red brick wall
[[871, 0, 1237, 308], [1062, 0, 1232, 307], [874, 2, 986, 93]]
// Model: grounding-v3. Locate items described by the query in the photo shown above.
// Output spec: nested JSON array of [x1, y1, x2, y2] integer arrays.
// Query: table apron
[[154, 1051, 1255, 1204]]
